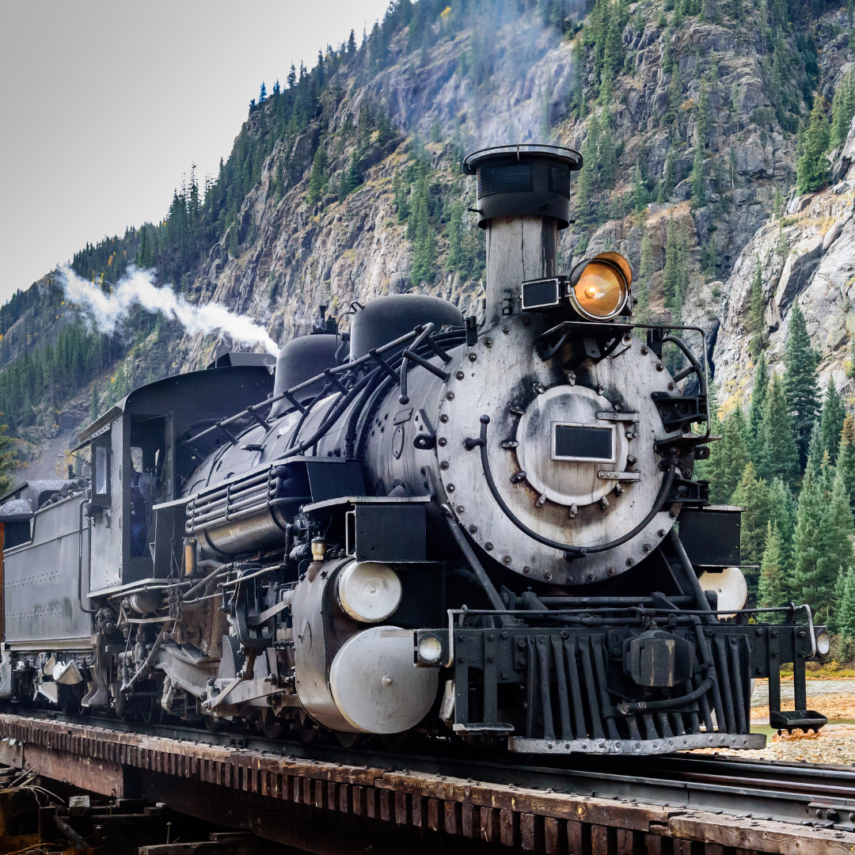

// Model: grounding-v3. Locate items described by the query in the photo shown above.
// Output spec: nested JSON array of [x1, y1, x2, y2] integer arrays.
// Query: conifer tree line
[[571, 0, 853, 290], [1, 0, 853, 483], [700, 304, 855, 639]]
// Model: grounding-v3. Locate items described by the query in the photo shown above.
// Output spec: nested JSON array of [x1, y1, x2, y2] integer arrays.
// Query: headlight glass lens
[[573, 262, 627, 318], [417, 636, 443, 664], [816, 629, 831, 656]]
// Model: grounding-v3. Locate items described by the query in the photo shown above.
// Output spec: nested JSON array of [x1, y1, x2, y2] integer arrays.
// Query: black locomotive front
[[0, 145, 828, 754]]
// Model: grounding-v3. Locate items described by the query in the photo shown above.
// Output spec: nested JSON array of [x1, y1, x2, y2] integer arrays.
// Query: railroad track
[[0, 708, 853, 853]]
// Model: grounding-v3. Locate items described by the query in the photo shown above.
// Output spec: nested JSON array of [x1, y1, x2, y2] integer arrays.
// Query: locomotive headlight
[[569, 252, 632, 320], [417, 636, 443, 665], [337, 561, 402, 623]]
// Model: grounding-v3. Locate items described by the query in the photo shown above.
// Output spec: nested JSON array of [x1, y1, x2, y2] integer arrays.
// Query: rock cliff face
[[714, 114, 855, 414], [8, 0, 855, 478]]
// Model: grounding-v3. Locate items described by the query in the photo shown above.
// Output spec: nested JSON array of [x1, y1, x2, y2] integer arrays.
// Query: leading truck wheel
[[204, 715, 223, 734], [334, 731, 363, 748], [260, 710, 286, 739], [58, 684, 82, 716]]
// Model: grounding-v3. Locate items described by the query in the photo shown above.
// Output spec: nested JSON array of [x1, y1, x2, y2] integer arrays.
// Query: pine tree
[[666, 66, 682, 129], [760, 374, 800, 488], [89, 384, 100, 424], [825, 469, 855, 624], [636, 229, 654, 320], [447, 199, 465, 272], [748, 354, 769, 451], [394, 173, 410, 222], [758, 522, 787, 621], [838, 415, 855, 510], [598, 111, 618, 186], [307, 146, 328, 205], [576, 115, 601, 225], [767, 476, 797, 560], [791, 460, 828, 611], [690, 145, 706, 208], [632, 159, 647, 212], [796, 96, 831, 194], [0, 424, 16, 494], [707, 408, 751, 503], [662, 215, 682, 308], [772, 186, 785, 218], [833, 567, 855, 639], [820, 377, 846, 464], [658, 147, 676, 201], [409, 175, 435, 286], [807, 422, 828, 485], [338, 152, 362, 201], [831, 72, 855, 149], [663, 32, 674, 74], [730, 462, 771, 597], [748, 261, 766, 355], [785, 304, 820, 471], [603, 8, 623, 78], [792, 461, 853, 622], [697, 78, 711, 148]]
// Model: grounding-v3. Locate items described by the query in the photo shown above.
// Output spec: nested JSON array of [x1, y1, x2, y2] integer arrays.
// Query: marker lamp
[[417, 636, 443, 665]]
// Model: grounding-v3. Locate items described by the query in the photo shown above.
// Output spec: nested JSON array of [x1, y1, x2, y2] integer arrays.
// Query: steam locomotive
[[0, 145, 829, 755]]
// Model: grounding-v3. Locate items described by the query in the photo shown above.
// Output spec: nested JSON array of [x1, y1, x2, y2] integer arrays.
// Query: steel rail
[[4, 706, 855, 832]]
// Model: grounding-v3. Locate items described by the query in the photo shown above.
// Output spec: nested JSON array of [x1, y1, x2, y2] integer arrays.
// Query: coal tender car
[[0, 145, 829, 754]]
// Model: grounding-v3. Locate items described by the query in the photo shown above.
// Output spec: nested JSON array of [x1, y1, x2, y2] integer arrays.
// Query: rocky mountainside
[[6, 0, 855, 479], [714, 117, 855, 414]]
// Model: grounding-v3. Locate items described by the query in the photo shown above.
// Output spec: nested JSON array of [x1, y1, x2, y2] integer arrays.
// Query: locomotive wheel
[[334, 731, 363, 748], [58, 684, 82, 716], [204, 715, 223, 734], [293, 722, 325, 744], [139, 697, 163, 725], [260, 710, 286, 739]]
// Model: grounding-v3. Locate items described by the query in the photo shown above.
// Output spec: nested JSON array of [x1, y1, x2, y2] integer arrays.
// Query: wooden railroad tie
[[0, 714, 850, 855]]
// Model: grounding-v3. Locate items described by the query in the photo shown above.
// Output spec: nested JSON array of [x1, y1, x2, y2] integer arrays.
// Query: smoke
[[57, 266, 279, 356]]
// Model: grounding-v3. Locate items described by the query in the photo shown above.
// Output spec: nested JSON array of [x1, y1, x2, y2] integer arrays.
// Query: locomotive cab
[[79, 363, 275, 592]]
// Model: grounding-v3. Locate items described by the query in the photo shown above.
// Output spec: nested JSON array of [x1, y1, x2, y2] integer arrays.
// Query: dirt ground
[[692, 725, 855, 764], [750, 692, 855, 724], [688, 678, 855, 763]]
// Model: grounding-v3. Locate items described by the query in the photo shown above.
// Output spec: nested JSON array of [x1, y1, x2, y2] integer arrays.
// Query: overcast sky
[[0, 0, 392, 304]]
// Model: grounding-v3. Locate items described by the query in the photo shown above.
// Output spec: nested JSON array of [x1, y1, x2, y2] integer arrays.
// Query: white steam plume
[[57, 266, 279, 356]]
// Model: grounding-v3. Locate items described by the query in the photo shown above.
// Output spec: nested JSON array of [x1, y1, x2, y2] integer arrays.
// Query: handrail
[[184, 325, 465, 449]]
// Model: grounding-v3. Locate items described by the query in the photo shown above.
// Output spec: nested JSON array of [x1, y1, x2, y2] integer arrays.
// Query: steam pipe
[[78, 499, 96, 615], [669, 528, 716, 625], [443, 505, 512, 627]]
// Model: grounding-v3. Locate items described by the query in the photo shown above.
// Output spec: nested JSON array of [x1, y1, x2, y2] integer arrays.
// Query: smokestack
[[463, 145, 582, 328]]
